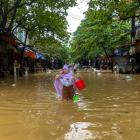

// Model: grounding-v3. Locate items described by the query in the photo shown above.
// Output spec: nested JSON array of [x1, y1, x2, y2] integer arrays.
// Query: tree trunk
[[8, 0, 21, 31], [131, 16, 135, 45], [101, 44, 113, 72]]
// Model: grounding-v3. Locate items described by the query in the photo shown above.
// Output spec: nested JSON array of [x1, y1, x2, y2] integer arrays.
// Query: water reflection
[[65, 122, 93, 140], [0, 72, 140, 140]]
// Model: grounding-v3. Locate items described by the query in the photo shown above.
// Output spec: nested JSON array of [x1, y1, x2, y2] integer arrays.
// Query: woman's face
[[63, 68, 69, 74]]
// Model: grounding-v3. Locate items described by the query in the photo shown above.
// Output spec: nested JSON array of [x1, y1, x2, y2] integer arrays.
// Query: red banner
[[24, 50, 36, 59]]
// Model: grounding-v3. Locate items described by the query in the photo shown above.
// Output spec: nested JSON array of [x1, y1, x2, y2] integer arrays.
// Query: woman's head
[[62, 64, 69, 74]]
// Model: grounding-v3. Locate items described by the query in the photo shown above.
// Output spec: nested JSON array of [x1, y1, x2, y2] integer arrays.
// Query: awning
[[24, 47, 36, 59], [36, 53, 45, 60], [17, 44, 25, 50]]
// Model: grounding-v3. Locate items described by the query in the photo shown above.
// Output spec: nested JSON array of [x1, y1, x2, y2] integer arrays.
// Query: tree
[[71, 0, 132, 64], [0, 0, 76, 43]]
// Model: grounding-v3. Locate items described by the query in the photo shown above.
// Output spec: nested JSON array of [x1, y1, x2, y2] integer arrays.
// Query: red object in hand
[[75, 79, 86, 90]]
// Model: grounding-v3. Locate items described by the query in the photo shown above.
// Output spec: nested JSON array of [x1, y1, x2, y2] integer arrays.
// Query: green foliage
[[70, 0, 135, 63], [0, 0, 76, 62]]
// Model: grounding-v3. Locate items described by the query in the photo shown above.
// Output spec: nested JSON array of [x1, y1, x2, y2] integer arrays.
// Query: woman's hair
[[63, 64, 69, 70]]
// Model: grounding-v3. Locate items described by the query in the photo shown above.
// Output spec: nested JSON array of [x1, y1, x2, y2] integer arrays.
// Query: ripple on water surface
[[0, 72, 140, 140]]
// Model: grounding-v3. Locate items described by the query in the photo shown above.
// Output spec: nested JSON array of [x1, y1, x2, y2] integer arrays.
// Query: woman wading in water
[[54, 64, 76, 101]]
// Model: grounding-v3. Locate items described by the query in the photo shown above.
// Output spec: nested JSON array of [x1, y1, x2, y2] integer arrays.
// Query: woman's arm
[[55, 69, 63, 80]]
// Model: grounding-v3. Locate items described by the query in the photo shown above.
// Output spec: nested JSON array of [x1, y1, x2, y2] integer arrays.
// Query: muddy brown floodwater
[[0, 71, 140, 140]]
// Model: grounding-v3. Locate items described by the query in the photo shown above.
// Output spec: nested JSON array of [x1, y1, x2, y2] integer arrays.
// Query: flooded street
[[0, 71, 140, 140]]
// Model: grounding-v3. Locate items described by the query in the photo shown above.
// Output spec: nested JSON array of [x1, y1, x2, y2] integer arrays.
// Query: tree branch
[[0, 1, 8, 31], [8, 0, 22, 31], [8, 0, 37, 13], [7, 0, 37, 31], [120, 15, 140, 20], [11, 11, 30, 33]]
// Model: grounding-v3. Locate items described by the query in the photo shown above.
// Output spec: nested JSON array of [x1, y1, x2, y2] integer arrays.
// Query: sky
[[67, 0, 89, 33]]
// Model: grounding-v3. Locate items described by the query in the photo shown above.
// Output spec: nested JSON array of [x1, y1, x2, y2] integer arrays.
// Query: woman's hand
[[55, 69, 63, 79], [55, 74, 60, 79], [59, 69, 64, 74]]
